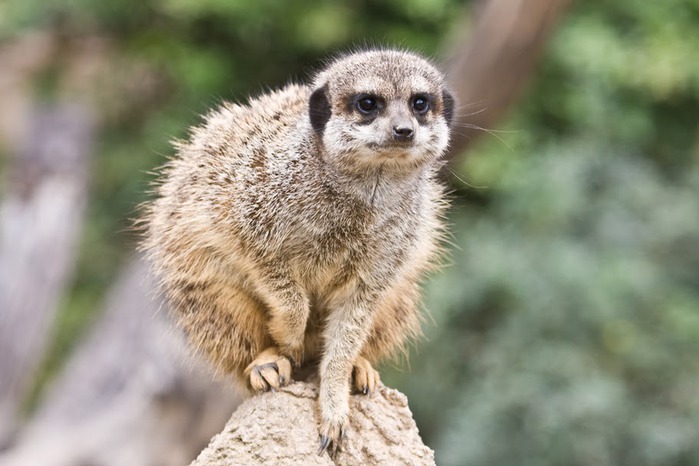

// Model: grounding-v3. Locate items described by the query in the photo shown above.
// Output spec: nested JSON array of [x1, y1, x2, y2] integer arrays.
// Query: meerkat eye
[[355, 95, 379, 115], [412, 95, 430, 115]]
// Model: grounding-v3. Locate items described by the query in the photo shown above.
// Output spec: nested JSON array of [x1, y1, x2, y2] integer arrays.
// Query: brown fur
[[141, 49, 453, 453]]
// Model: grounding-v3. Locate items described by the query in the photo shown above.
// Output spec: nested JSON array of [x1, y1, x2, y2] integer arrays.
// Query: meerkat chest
[[289, 198, 422, 296]]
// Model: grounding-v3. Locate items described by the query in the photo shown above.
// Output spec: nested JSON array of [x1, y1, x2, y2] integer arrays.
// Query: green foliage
[[462, 0, 699, 186], [391, 145, 699, 465]]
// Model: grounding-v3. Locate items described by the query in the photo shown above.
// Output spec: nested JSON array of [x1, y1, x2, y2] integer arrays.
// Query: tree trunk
[[0, 103, 93, 448], [0, 257, 241, 466], [445, 0, 571, 157]]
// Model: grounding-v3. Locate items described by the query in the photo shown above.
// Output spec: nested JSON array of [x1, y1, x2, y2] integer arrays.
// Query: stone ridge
[[190, 381, 435, 466]]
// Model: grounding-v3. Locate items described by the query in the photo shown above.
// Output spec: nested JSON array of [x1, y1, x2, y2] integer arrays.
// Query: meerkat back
[[142, 48, 454, 454]]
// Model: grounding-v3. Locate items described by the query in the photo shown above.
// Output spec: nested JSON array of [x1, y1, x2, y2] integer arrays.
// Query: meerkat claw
[[352, 356, 380, 395], [318, 432, 344, 457], [318, 418, 345, 456], [245, 347, 292, 392], [318, 435, 332, 455]]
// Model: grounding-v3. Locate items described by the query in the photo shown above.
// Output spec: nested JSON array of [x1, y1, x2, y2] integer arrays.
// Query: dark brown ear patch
[[442, 90, 455, 126], [309, 85, 332, 135]]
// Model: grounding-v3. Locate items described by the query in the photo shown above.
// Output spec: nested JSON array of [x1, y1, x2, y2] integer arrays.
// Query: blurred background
[[1, 0, 699, 465]]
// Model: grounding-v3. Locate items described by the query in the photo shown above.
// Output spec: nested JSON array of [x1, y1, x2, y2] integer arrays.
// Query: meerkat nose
[[393, 125, 414, 142]]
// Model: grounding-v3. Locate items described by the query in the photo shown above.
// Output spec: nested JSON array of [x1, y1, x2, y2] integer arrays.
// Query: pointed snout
[[389, 103, 416, 143], [393, 121, 415, 142], [393, 124, 414, 142]]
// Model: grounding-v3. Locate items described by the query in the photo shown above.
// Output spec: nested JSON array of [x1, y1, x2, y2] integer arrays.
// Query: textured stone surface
[[191, 382, 435, 466]]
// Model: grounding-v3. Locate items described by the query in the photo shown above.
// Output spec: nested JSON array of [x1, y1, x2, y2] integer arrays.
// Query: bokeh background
[[1, 0, 699, 465]]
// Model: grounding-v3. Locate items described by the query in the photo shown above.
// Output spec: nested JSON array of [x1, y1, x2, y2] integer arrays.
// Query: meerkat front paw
[[352, 356, 380, 395], [244, 347, 292, 392], [318, 415, 347, 456]]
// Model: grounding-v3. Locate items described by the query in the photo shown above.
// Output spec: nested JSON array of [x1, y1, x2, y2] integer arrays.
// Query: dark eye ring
[[412, 95, 430, 115], [356, 95, 378, 114]]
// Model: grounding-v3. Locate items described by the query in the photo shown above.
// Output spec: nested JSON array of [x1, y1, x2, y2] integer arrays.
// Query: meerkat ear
[[309, 84, 332, 135], [442, 90, 455, 127]]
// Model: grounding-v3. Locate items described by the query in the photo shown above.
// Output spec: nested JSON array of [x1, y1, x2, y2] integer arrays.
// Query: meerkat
[[141, 48, 454, 454]]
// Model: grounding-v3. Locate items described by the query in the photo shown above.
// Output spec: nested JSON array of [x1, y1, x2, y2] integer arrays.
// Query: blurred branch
[[0, 103, 93, 448], [0, 258, 241, 466], [445, 0, 571, 158]]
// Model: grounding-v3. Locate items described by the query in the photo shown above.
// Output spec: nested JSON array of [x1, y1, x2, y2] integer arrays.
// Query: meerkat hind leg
[[244, 346, 292, 392], [352, 356, 380, 395]]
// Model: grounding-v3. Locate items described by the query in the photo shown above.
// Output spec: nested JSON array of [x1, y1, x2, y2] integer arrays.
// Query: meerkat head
[[308, 49, 455, 176]]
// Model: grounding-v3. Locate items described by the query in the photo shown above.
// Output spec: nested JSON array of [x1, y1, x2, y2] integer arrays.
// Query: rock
[[191, 381, 435, 466]]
